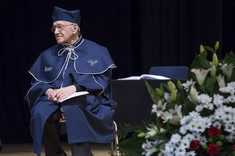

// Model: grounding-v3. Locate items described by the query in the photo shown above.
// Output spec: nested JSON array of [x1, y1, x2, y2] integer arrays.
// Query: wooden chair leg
[[112, 121, 121, 156]]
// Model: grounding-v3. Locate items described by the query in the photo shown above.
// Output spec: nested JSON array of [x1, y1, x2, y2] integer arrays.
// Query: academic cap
[[52, 6, 81, 26]]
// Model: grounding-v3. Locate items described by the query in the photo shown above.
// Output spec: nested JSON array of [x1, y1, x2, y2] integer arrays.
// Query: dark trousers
[[71, 143, 93, 156], [43, 111, 93, 156]]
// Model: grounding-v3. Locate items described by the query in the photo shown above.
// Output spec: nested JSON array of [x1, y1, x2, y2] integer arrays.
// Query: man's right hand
[[45, 88, 58, 102]]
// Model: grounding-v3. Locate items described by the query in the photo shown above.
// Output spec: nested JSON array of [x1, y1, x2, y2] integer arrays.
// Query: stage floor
[[0, 142, 112, 156]]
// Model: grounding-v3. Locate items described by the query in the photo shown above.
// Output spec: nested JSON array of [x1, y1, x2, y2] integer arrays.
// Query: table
[[112, 79, 169, 127]]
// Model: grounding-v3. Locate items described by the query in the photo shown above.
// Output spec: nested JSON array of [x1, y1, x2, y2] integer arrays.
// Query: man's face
[[52, 21, 76, 45]]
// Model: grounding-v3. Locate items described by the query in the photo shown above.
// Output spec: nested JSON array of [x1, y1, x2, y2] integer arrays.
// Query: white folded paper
[[117, 74, 170, 80], [60, 91, 89, 102]]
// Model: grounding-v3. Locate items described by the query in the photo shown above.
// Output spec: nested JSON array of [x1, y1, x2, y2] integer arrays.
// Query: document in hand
[[117, 74, 170, 80], [60, 91, 89, 102]]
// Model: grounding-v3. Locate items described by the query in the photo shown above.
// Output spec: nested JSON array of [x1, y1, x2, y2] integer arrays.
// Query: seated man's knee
[[47, 110, 62, 123]]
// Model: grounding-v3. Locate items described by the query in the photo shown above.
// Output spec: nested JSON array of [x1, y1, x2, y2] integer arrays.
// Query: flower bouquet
[[118, 42, 235, 156]]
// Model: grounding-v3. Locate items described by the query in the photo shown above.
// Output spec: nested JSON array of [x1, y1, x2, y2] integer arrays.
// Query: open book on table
[[60, 91, 89, 102], [117, 74, 170, 80]]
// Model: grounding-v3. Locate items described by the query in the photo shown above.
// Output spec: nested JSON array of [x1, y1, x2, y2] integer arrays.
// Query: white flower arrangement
[[139, 42, 235, 156]]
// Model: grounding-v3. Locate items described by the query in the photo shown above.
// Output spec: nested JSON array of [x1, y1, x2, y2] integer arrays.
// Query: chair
[[59, 113, 120, 156], [149, 66, 189, 80], [110, 121, 121, 156]]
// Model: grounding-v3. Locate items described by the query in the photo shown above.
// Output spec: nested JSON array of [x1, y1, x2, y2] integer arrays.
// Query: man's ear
[[73, 24, 79, 34]]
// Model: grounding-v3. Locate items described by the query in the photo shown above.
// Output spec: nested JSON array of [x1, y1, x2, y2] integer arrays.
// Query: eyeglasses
[[51, 24, 74, 32]]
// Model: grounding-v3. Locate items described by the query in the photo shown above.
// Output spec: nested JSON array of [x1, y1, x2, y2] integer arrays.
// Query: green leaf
[[191, 54, 211, 69], [204, 45, 215, 53], [204, 77, 217, 94], [118, 123, 145, 141], [156, 117, 162, 131], [118, 135, 145, 156], [201, 50, 207, 58], [165, 102, 176, 110], [152, 139, 168, 151], [223, 51, 235, 64], [145, 81, 160, 103], [218, 144, 234, 156]]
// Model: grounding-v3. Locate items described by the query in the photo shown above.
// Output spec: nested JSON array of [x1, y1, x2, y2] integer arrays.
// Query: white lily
[[221, 63, 235, 80], [161, 111, 173, 123], [191, 68, 211, 86], [216, 74, 225, 88], [168, 105, 182, 125], [182, 79, 194, 92], [145, 126, 165, 138], [146, 126, 158, 138], [188, 84, 199, 104], [151, 100, 167, 117], [142, 141, 158, 156]]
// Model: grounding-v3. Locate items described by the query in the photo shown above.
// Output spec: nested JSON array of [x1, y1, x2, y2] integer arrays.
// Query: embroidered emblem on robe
[[87, 60, 98, 66], [44, 66, 53, 72]]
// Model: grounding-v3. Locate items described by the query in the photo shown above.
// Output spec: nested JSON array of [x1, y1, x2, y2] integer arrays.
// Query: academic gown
[[25, 37, 117, 154]]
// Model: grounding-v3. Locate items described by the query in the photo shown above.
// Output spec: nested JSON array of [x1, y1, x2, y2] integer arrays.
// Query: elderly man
[[26, 6, 117, 156]]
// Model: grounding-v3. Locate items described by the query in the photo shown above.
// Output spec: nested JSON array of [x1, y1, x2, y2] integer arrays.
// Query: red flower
[[190, 140, 200, 151], [158, 117, 164, 124], [233, 144, 235, 151], [208, 126, 221, 138], [207, 143, 220, 155]]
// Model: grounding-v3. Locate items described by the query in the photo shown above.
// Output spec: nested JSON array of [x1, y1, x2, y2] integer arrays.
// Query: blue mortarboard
[[52, 6, 81, 26]]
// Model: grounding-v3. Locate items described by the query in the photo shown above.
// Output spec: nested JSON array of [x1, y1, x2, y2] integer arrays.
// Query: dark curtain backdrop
[[0, 0, 235, 143]]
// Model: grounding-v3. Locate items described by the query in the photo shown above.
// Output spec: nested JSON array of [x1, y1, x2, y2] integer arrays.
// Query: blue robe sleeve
[[69, 68, 111, 95], [26, 79, 53, 108]]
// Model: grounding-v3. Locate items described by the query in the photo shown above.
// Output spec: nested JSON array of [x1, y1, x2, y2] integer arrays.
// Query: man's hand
[[54, 85, 76, 103], [45, 88, 57, 101], [45, 85, 76, 103]]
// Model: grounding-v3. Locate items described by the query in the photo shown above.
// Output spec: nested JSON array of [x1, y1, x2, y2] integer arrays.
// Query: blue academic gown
[[25, 37, 117, 154]]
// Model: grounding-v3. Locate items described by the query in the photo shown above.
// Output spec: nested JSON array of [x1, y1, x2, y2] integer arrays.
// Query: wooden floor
[[0, 142, 112, 156]]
